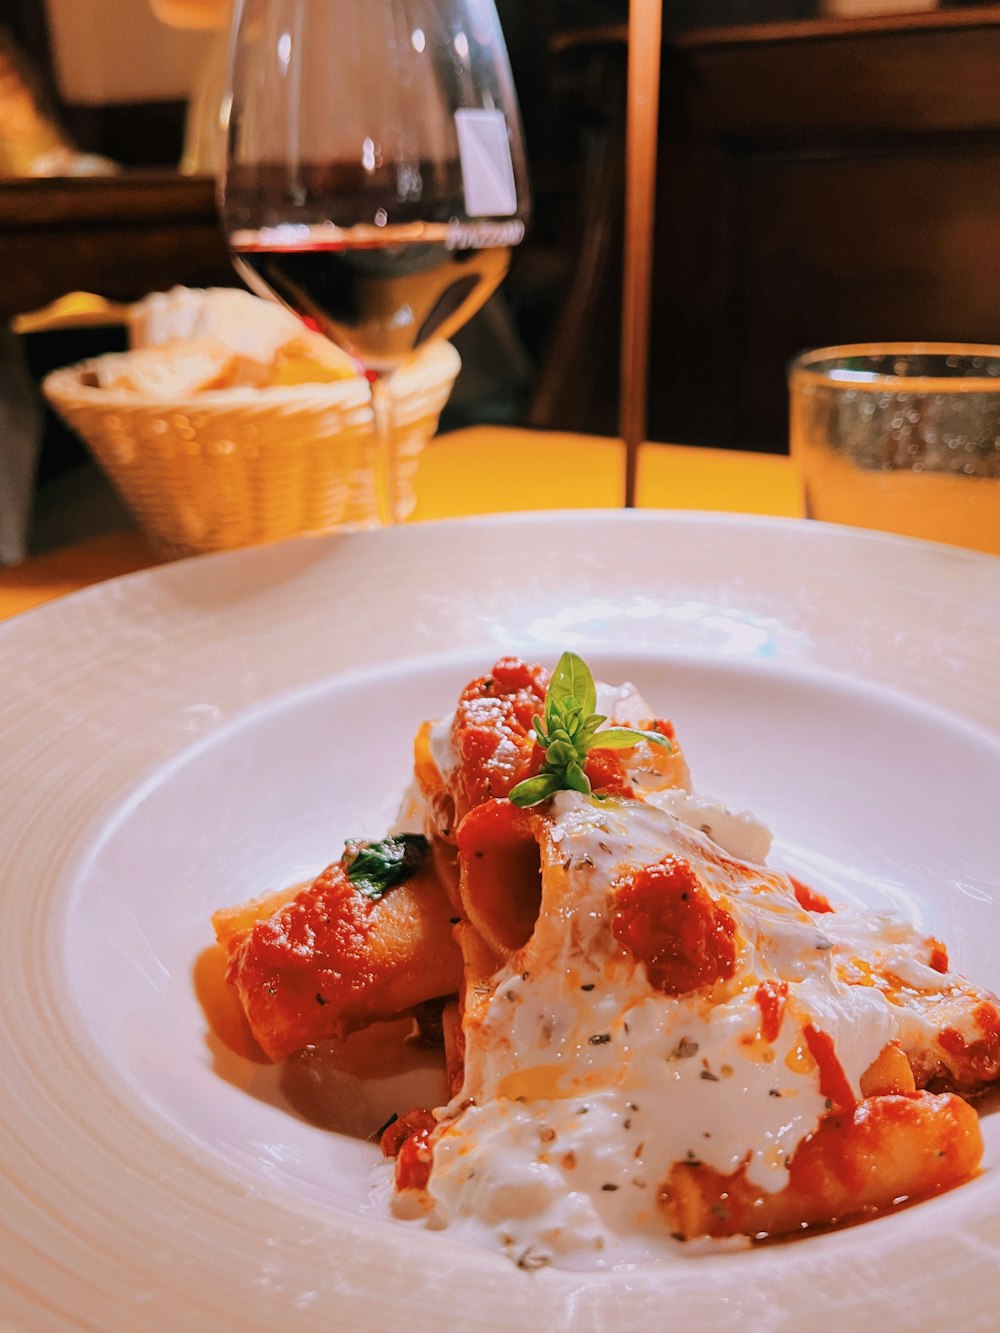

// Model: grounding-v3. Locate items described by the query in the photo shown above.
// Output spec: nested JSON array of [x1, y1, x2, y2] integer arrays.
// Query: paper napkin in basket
[[127, 286, 358, 387]]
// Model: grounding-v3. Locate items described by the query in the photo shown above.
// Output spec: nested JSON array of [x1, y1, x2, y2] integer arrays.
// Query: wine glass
[[219, 0, 531, 526]]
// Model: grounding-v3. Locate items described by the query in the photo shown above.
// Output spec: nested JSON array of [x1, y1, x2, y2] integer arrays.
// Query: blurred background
[[4, 0, 1000, 557]]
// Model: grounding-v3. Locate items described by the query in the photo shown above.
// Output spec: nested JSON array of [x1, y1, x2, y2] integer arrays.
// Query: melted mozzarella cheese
[[822, 910, 993, 1063], [428, 709, 458, 786], [647, 787, 772, 863]]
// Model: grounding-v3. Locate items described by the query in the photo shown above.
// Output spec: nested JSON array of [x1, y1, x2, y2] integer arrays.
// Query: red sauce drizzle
[[611, 856, 737, 996], [381, 1107, 437, 1193], [928, 939, 949, 974], [789, 876, 833, 915], [755, 979, 788, 1043], [939, 1002, 1000, 1086], [803, 1023, 856, 1110]]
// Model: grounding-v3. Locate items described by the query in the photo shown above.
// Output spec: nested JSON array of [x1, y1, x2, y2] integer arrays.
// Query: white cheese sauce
[[428, 708, 458, 786], [646, 787, 772, 864], [400, 793, 916, 1268], [821, 909, 993, 1070]]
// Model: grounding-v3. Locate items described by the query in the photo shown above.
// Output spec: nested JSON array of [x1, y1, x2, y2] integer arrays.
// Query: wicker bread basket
[[44, 340, 460, 558]]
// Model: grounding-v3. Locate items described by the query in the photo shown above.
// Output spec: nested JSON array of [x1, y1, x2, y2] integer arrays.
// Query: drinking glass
[[789, 343, 1000, 554], [220, 0, 531, 525]]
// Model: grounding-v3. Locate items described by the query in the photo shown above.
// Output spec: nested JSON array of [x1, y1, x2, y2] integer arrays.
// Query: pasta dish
[[212, 654, 1000, 1269]]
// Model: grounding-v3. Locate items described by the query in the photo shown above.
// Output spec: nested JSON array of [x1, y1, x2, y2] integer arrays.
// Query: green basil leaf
[[510, 654, 671, 808], [591, 726, 672, 751], [546, 737, 578, 769], [549, 651, 597, 720], [344, 833, 430, 899], [509, 771, 565, 808], [576, 715, 607, 749]]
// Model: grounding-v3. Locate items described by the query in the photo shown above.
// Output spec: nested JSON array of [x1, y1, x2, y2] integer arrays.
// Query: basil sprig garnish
[[509, 652, 671, 808], [344, 833, 429, 899]]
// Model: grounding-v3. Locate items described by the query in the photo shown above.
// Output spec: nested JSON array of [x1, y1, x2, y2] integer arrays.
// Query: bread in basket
[[44, 288, 460, 558]]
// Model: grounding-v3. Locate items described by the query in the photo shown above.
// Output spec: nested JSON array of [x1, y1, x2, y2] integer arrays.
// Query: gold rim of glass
[[789, 342, 1000, 393]]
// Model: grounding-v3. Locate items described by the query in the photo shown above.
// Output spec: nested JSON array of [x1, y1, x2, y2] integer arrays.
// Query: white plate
[[2, 512, 999, 1331]]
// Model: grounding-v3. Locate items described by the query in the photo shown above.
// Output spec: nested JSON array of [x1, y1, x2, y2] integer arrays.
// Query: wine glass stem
[[370, 372, 397, 527]]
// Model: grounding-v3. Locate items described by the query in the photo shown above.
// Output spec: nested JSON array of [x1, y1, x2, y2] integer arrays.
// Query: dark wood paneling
[[0, 174, 234, 319], [649, 8, 1000, 451], [732, 143, 1000, 448], [679, 13, 1000, 135]]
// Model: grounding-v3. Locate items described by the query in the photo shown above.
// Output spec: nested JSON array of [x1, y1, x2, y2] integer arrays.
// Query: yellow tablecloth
[[0, 427, 802, 622]]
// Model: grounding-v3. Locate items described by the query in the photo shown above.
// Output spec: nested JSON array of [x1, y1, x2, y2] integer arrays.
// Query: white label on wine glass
[[454, 109, 518, 218]]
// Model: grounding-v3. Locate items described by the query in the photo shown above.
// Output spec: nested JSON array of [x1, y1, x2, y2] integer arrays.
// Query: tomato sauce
[[755, 979, 788, 1043], [382, 1107, 438, 1193], [581, 747, 633, 798], [611, 856, 737, 996], [803, 1023, 856, 1110], [450, 657, 650, 820], [229, 864, 377, 1057], [928, 939, 950, 973], [939, 1001, 1000, 1087], [789, 876, 833, 915], [451, 658, 549, 817]]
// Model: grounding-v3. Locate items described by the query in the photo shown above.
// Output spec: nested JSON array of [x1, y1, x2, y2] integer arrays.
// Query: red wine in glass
[[232, 218, 522, 372], [220, 1, 531, 523]]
